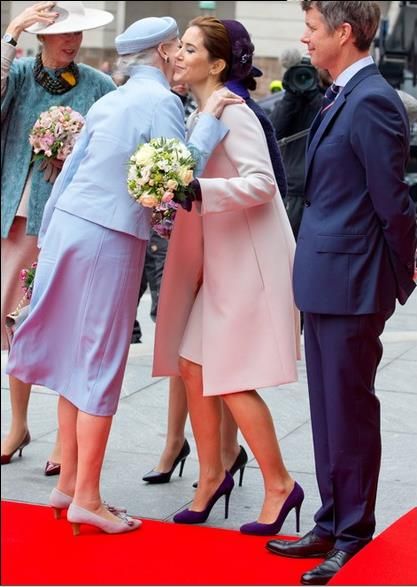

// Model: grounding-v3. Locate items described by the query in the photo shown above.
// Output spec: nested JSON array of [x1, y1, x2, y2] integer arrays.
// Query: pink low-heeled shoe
[[49, 488, 128, 520], [67, 502, 142, 535], [49, 488, 72, 520]]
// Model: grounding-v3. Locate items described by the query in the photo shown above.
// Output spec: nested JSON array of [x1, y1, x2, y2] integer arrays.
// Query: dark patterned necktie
[[320, 83, 341, 117]]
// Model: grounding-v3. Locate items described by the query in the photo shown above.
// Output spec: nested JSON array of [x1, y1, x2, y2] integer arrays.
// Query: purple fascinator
[[251, 65, 263, 78], [221, 19, 259, 82]]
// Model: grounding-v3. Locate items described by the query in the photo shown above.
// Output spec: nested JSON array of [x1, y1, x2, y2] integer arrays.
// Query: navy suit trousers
[[303, 309, 393, 553]]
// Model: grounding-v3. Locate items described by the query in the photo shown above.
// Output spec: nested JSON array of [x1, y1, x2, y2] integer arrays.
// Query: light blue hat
[[115, 17, 179, 55]]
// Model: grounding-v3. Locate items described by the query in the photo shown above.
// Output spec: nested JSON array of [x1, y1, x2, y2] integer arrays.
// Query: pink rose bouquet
[[19, 262, 37, 301], [29, 105, 85, 183]]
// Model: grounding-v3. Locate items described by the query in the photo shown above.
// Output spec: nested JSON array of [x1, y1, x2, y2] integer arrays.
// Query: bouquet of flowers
[[19, 262, 38, 301], [29, 105, 85, 183], [4, 262, 37, 340], [127, 137, 196, 239]]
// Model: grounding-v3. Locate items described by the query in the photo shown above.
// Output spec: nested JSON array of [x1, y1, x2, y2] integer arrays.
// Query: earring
[[165, 56, 170, 64]]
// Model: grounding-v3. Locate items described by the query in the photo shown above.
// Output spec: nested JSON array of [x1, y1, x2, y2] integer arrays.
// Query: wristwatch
[[2, 33, 17, 47]]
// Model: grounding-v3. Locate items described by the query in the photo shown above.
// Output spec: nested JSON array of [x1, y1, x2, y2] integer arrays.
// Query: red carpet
[[2, 501, 416, 585], [0, 500, 319, 585], [329, 507, 417, 586]]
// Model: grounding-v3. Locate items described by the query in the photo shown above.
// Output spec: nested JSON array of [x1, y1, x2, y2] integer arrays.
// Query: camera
[[283, 56, 319, 95]]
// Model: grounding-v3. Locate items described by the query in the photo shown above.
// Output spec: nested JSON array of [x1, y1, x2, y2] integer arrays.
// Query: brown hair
[[301, 1, 380, 51], [188, 16, 231, 82]]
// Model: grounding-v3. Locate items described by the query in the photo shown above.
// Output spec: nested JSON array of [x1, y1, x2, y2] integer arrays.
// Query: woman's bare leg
[[56, 395, 78, 496], [1, 376, 31, 455], [47, 429, 61, 464], [154, 376, 188, 472], [155, 377, 241, 473], [179, 357, 224, 510], [1, 376, 62, 467], [72, 409, 120, 521], [223, 390, 294, 523], [220, 402, 241, 470]]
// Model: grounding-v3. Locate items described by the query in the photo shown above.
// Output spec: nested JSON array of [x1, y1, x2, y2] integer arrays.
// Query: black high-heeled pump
[[229, 445, 248, 487], [142, 439, 190, 484], [193, 445, 248, 488]]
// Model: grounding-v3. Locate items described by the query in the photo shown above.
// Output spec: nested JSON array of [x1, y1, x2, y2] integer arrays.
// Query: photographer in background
[[270, 49, 327, 239]]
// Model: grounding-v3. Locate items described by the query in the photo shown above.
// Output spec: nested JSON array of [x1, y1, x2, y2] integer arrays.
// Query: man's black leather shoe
[[301, 549, 353, 585], [266, 530, 334, 558]]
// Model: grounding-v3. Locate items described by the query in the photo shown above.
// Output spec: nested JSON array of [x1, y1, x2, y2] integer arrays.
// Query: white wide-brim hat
[[25, 1, 114, 35]]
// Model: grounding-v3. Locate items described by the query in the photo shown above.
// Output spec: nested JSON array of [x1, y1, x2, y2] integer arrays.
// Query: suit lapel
[[306, 93, 346, 172], [305, 64, 380, 181]]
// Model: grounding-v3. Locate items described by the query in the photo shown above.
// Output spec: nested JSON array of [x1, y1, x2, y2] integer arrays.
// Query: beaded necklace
[[33, 53, 79, 95]]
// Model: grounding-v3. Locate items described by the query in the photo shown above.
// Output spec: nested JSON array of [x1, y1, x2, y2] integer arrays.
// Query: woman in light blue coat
[[6, 16, 239, 535], [1, 0, 116, 476]]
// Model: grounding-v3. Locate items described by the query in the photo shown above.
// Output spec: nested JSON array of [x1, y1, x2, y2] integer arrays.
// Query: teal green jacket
[[1, 53, 115, 238]]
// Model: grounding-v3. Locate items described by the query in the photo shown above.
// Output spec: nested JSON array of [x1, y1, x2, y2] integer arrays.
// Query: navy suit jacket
[[294, 64, 416, 315]]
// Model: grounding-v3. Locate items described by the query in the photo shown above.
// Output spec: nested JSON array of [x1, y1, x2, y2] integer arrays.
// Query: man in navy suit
[[266, 2, 416, 584]]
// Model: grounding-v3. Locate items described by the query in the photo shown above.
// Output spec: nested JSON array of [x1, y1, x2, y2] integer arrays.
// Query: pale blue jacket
[[40, 66, 228, 243], [1, 44, 115, 238]]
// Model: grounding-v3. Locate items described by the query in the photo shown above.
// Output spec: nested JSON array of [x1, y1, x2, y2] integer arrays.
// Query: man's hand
[[202, 87, 244, 119]]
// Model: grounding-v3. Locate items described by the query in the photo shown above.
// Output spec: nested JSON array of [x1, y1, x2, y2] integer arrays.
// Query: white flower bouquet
[[29, 105, 85, 183], [127, 137, 196, 239]]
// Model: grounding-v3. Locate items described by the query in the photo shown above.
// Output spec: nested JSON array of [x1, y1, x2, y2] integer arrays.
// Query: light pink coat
[[153, 103, 300, 396]]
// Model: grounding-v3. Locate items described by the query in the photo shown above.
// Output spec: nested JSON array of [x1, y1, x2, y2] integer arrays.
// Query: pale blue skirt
[[7, 209, 147, 416]]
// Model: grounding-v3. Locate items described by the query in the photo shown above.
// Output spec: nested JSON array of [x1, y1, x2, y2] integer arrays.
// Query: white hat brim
[[25, 7, 113, 35]]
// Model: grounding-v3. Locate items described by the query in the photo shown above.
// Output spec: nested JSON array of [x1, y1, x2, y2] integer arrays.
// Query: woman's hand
[[202, 88, 244, 119], [5, 1, 58, 41], [39, 158, 64, 184]]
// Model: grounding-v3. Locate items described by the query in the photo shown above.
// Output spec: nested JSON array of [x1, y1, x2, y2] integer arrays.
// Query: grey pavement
[[1, 290, 416, 538]]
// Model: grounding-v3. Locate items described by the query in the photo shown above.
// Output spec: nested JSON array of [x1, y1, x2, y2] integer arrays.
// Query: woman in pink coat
[[153, 17, 303, 534]]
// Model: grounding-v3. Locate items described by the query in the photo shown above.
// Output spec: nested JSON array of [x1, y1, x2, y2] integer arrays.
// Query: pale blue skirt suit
[[6, 66, 227, 416], [9, 210, 145, 415]]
